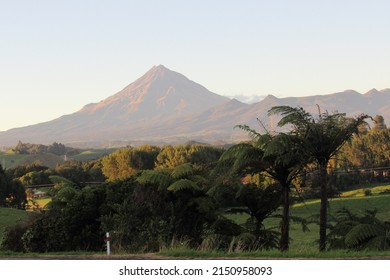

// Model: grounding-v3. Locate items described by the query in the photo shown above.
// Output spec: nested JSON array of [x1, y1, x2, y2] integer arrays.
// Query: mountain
[[0, 65, 229, 146], [0, 65, 389, 147]]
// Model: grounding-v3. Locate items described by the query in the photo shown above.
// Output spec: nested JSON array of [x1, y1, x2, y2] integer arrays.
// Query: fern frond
[[136, 170, 172, 190], [345, 224, 384, 248], [268, 106, 313, 129], [235, 124, 262, 140], [364, 236, 388, 250], [219, 143, 253, 161], [171, 163, 194, 179], [167, 179, 200, 193], [219, 143, 264, 175]]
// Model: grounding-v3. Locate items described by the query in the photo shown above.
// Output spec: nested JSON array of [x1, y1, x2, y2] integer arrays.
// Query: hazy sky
[[1, 0, 389, 131]]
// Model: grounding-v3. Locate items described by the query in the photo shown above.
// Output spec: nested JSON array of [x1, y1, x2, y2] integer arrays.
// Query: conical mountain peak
[[1, 65, 387, 147], [80, 65, 230, 121]]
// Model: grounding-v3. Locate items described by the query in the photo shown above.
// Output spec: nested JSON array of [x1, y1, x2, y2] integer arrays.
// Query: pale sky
[[1, 0, 389, 131]]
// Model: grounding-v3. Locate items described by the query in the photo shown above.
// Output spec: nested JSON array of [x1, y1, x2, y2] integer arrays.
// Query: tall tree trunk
[[319, 162, 328, 251], [280, 185, 290, 252]]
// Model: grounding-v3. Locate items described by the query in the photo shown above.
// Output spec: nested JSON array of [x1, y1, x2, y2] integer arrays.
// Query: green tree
[[155, 145, 193, 169], [372, 115, 387, 131], [0, 164, 27, 209], [269, 106, 369, 251], [155, 144, 222, 170], [55, 160, 88, 186], [340, 128, 390, 169], [218, 124, 306, 251], [136, 163, 216, 246], [47, 142, 66, 155], [101, 146, 160, 180]]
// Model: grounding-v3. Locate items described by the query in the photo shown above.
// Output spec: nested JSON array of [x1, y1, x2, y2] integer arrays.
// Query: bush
[[364, 189, 372, 196], [1, 222, 29, 252]]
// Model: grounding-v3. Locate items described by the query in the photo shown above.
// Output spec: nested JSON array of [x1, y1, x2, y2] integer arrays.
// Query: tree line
[[12, 141, 78, 156]]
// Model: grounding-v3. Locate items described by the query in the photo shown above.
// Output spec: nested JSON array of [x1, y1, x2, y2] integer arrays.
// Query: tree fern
[[167, 179, 200, 193], [171, 163, 194, 179], [136, 170, 172, 190], [328, 207, 390, 251], [345, 223, 384, 248]]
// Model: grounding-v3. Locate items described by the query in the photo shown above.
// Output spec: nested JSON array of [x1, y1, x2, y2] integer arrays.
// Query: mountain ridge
[[0, 65, 388, 147]]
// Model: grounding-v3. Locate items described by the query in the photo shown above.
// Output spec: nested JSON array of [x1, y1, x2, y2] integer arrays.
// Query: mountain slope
[[0, 64, 388, 147], [0, 65, 230, 145]]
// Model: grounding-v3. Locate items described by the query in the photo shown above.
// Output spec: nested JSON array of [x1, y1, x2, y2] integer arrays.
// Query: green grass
[[69, 148, 117, 161], [340, 182, 390, 197], [226, 183, 390, 252], [0, 148, 117, 169], [0, 152, 64, 169], [0, 207, 29, 242], [27, 197, 51, 209]]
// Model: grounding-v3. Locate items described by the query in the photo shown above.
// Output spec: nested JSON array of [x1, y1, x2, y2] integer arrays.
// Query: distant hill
[[0, 65, 388, 147]]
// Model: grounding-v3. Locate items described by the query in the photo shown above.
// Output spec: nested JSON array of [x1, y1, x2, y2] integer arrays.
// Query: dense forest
[[0, 108, 389, 254]]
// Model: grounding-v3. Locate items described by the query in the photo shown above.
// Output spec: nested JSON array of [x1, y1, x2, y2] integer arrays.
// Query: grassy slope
[[0, 148, 117, 169], [226, 183, 390, 251], [69, 148, 117, 161], [0, 207, 29, 242], [0, 151, 64, 169]]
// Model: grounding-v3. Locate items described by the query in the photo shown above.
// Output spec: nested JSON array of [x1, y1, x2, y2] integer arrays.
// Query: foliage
[[339, 128, 390, 169], [0, 207, 29, 243], [0, 165, 26, 209], [217, 121, 307, 251], [12, 141, 76, 156], [55, 160, 88, 186], [372, 115, 387, 131], [101, 145, 160, 180], [1, 222, 30, 252], [21, 180, 134, 252], [5, 163, 50, 179], [269, 105, 370, 251], [19, 170, 53, 186], [1, 212, 39, 252], [328, 208, 390, 250], [155, 144, 223, 170], [133, 163, 218, 249]]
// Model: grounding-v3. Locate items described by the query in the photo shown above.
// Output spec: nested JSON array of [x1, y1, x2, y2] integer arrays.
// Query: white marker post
[[106, 232, 110, 256]]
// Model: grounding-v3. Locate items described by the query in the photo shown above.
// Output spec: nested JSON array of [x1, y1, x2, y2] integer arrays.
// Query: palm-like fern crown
[[269, 105, 370, 164], [137, 163, 205, 193]]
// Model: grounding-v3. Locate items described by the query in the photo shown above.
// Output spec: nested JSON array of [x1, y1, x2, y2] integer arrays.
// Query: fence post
[[106, 232, 110, 256]]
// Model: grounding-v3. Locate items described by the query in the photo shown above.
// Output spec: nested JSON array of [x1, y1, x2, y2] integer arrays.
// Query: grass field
[[0, 148, 117, 169], [0, 207, 29, 243], [0, 151, 65, 169], [69, 148, 117, 161]]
